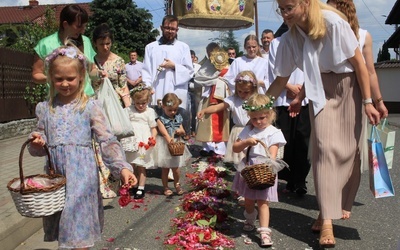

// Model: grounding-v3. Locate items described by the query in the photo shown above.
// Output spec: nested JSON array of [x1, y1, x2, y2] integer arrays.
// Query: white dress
[[224, 95, 249, 165], [232, 125, 286, 201], [122, 106, 157, 169], [223, 55, 269, 94], [142, 38, 194, 108]]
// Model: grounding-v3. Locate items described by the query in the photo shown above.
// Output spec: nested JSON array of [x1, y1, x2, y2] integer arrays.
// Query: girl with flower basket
[[28, 45, 137, 249], [120, 83, 158, 199], [154, 93, 192, 196], [232, 94, 287, 247]]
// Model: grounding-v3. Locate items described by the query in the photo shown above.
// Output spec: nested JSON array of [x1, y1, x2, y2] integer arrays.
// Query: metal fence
[[0, 48, 35, 123]]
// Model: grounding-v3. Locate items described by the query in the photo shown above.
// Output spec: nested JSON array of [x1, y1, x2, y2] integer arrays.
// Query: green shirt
[[34, 32, 96, 96]]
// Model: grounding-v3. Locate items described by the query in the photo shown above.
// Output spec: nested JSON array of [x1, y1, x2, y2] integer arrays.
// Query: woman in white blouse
[[223, 34, 269, 94], [266, 0, 380, 248]]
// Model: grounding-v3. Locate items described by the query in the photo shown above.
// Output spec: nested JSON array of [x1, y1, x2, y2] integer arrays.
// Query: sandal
[[164, 188, 173, 196], [319, 224, 336, 248], [257, 227, 273, 247], [311, 217, 322, 233], [175, 183, 185, 195], [243, 222, 255, 232], [342, 210, 351, 220]]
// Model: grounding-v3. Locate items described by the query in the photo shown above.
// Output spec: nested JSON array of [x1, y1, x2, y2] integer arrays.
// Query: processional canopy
[[173, 0, 254, 30]]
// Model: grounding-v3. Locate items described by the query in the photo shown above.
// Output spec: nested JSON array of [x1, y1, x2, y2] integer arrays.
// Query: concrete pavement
[[1, 114, 400, 250]]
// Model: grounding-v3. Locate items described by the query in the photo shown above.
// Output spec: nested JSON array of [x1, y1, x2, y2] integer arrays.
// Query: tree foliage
[[377, 41, 391, 62], [0, 7, 58, 53], [211, 30, 242, 56], [87, 0, 159, 61]]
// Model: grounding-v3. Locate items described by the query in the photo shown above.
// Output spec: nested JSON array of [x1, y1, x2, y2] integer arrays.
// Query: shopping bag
[[375, 119, 395, 169], [97, 78, 134, 138], [368, 126, 395, 198]]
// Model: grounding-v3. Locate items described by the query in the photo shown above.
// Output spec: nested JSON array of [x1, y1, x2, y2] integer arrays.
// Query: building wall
[[376, 67, 400, 113]]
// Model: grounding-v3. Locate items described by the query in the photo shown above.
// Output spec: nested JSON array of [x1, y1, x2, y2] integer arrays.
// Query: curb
[[0, 216, 41, 250]]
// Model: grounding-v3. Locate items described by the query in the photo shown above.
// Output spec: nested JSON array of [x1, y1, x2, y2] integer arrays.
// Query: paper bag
[[368, 126, 395, 198]]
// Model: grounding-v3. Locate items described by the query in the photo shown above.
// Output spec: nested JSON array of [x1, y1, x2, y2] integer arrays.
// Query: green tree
[[87, 0, 159, 60], [377, 42, 391, 62], [210, 30, 242, 56], [0, 7, 58, 53]]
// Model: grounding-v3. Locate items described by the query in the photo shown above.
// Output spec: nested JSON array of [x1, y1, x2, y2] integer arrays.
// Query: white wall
[[376, 67, 400, 102]]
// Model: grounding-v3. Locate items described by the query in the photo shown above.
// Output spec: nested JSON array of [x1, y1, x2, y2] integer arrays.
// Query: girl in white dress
[[121, 83, 157, 199], [154, 93, 192, 196], [232, 94, 286, 247], [197, 70, 259, 166], [223, 34, 269, 94]]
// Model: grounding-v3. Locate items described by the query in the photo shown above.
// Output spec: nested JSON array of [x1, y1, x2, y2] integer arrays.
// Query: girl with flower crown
[[197, 70, 259, 166], [120, 83, 158, 199], [154, 93, 192, 196], [28, 45, 136, 249], [232, 93, 287, 247]]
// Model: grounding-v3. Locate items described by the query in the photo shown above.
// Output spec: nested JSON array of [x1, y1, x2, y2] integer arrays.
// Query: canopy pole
[[254, 0, 259, 39]]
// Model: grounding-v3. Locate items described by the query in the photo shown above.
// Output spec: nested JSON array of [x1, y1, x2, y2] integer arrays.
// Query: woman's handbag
[[97, 77, 134, 139], [368, 125, 395, 198], [7, 138, 66, 218], [240, 140, 277, 190]]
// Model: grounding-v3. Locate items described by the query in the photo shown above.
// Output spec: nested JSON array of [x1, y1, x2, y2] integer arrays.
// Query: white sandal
[[243, 210, 258, 232], [257, 227, 273, 246]]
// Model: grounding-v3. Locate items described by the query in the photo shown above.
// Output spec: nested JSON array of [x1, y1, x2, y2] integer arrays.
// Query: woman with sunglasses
[[266, 0, 380, 247]]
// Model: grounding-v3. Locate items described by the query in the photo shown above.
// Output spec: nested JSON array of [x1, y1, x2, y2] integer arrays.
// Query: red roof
[[0, 2, 91, 25]]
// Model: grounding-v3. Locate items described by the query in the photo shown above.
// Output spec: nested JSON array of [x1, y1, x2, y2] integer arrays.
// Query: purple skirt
[[232, 172, 278, 202]]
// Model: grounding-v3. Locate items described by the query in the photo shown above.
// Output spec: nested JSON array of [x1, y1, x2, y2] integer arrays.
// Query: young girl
[[28, 45, 136, 249], [197, 70, 259, 166], [121, 83, 158, 199], [154, 93, 192, 196], [232, 94, 286, 247]]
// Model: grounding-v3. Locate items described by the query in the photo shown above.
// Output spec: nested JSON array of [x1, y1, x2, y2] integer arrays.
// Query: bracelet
[[363, 98, 373, 105], [374, 97, 383, 104], [122, 94, 130, 98]]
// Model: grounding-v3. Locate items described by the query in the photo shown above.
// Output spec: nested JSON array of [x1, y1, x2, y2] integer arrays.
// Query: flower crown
[[130, 85, 151, 94], [45, 46, 87, 69], [165, 100, 174, 107], [235, 75, 257, 87], [242, 96, 275, 111]]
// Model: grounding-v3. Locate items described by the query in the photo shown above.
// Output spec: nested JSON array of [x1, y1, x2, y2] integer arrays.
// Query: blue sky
[[1, 0, 397, 61]]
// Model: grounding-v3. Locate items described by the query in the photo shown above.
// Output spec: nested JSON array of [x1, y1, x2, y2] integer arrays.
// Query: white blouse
[[224, 55, 269, 94], [274, 10, 359, 115]]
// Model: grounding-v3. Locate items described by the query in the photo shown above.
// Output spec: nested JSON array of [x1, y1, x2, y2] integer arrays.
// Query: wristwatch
[[363, 98, 373, 105]]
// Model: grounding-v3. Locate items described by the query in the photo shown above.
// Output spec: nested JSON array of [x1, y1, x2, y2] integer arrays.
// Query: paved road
[[14, 120, 400, 250]]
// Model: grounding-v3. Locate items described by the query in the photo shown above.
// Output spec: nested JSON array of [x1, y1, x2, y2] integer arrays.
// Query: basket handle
[[19, 138, 54, 193], [245, 139, 270, 164]]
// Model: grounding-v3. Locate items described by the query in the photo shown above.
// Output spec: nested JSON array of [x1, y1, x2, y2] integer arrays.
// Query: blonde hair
[[46, 45, 88, 113], [334, 0, 359, 40], [130, 83, 152, 104], [246, 94, 277, 124], [162, 93, 182, 108], [234, 70, 259, 97], [290, 0, 347, 40]]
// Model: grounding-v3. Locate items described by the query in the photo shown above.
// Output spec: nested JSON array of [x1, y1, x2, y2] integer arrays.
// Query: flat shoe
[[342, 210, 351, 220], [164, 189, 173, 196], [319, 224, 336, 248], [133, 189, 145, 199], [243, 222, 255, 232], [175, 183, 185, 195]]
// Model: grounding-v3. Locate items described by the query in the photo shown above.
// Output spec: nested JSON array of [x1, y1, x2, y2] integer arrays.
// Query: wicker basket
[[240, 140, 276, 190], [7, 138, 66, 218], [168, 138, 185, 156]]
